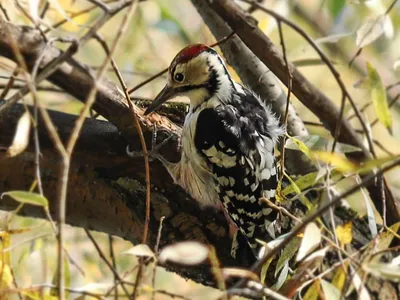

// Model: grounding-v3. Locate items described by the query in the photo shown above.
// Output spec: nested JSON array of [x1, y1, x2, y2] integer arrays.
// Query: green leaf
[[284, 174, 313, 210], [328, 0, 345, 18], [287, 135, 361, 153], [285, 135, 311, 157], [275, 237, 300, 276], [282, 172, 318, 196], [1, 191, 48, 208], [358, 155, 400, 173], [367, 62, 393, 134], [260, 255, 274, 285]]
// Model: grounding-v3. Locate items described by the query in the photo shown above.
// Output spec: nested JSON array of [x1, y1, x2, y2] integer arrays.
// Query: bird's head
[[145, 44, 231, 115]]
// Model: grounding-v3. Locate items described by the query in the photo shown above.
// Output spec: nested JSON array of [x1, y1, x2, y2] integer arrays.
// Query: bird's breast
[[174, 108, 219, 207]]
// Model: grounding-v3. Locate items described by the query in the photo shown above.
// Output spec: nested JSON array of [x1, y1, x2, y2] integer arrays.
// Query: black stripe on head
[[172, 65, 218, 98]]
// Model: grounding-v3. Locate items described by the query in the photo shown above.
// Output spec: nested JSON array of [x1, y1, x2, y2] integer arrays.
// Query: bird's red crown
[[170, 44, 210, 68]]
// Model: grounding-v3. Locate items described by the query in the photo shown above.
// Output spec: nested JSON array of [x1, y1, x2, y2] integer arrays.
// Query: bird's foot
[[126, 123, 175, 162]]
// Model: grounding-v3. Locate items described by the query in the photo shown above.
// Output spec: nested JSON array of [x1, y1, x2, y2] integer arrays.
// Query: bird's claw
[[126, 123, 175, 162]]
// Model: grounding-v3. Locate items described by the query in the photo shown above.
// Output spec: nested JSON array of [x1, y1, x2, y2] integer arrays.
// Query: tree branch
[[0, 102, 237, 285]]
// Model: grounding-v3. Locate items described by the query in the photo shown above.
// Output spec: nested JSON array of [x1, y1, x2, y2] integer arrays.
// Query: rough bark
[[0, 103, 238, 285]]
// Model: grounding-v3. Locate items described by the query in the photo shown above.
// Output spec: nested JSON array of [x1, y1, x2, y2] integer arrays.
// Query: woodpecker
[[143, 44, 284, 259]]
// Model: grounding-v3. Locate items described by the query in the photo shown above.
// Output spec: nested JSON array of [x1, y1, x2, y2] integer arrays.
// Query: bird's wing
[[194, 104, 279, 255]]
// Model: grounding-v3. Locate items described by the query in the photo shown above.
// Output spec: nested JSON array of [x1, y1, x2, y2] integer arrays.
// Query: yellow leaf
[[258, 17, 270, 33], [336, 222, 353, 246], [303, 280, 320, 300], [0, 261, 13, 290], [283, 174, 313, 210], [0, 231, 11, 265], [367, 62, 392, 134], [332, 263, 348, 291], [312, 151, 358, 172]]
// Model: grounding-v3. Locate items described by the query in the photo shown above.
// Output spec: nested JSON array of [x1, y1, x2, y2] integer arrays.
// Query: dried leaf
[[222, 268, 259, 281], [371, 222, 400, 263], [348, 265, 371, 300], [356, 15, 388, 47], [367, 62, 392, 134], [281, 247, 329, 297], [391, 255, 400, 266], [355, 176, 377, 237], [121, 244, 155, 258], [6, 111, 31, 158], [296, 223, 321, 261], [315, 32, 352, 44], [1, 191, 48, 208], [363, 262, 400, 281], [336, 222, 353, 246], [158, 241, 209, 265], [394, 60, 400, 70], [321, 279, 341, 300]]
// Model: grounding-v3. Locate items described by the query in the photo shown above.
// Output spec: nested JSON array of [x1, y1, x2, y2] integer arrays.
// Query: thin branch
[[108, 235, 118, 300], [234, 157, 400, 288], [85, 229, 131, 297], [241, 0, 375, 158], [276, 20, 293, 186]]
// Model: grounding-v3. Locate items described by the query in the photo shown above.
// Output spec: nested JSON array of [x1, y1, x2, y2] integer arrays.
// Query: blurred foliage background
[[1, 0, 400, 299]]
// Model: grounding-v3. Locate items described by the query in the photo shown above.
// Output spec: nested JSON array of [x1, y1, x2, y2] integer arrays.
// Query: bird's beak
[[144, 84, 176, 115]]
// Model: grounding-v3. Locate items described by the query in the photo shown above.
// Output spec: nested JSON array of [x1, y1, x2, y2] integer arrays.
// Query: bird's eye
[[174, 73, 184, 82]]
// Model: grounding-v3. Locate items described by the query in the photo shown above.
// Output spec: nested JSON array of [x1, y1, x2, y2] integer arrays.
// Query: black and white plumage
[[142, 44, 284, 259]]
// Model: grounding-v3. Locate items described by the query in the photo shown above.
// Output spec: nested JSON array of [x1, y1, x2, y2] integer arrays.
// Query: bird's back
[[194, 86, 284, 258]]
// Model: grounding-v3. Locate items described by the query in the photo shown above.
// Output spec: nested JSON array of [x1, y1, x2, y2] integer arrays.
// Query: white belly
[[174, 109, 219, 207]]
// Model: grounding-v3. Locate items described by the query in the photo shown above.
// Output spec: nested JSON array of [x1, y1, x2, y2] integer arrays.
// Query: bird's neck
[[188, 55, 241, 112]]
